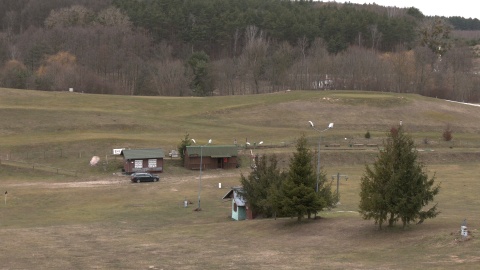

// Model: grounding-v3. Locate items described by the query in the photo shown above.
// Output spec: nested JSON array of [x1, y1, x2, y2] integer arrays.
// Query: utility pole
[[332, 172, 348, 204]]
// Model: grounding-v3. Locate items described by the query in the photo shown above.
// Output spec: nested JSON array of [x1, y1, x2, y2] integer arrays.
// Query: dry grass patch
[[1, 162, 479, 269], [1, 88, 480, 269]]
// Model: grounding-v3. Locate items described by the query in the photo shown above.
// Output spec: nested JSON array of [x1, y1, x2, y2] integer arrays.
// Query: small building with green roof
[[184, 145, 239, 170], [121, 148, 164, 174]]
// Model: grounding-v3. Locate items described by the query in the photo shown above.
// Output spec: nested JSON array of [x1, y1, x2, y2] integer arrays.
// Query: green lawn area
[[1, 88, 479, 269]]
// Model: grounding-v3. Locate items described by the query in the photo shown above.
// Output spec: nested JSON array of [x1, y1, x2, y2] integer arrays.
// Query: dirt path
[[5, 171, 241, 189]]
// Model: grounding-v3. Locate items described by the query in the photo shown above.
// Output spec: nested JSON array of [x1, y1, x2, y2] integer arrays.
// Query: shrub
[[442, 124, 453, 141], [365, 131, 371, 139]]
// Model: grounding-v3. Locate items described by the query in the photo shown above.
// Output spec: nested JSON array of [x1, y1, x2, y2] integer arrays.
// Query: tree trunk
[[388, 212, 395, 226]]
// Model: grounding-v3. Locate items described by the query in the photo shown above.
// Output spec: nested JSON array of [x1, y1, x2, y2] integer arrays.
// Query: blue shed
[[223, 187, 253, 221]]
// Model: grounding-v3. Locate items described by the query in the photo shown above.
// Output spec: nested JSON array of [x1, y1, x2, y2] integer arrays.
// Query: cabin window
[[134, 160, 143, 168], [233, 202, 237, 212], [148, 159, 157, 168]]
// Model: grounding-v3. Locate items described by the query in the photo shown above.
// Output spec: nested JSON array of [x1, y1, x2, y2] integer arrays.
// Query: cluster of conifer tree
[[240, 135, 336, 221], [241, 128, 440, 228]]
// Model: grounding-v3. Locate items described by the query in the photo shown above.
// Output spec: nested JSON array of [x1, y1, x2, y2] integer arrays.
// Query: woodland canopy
[[0, 0, 479, 101]]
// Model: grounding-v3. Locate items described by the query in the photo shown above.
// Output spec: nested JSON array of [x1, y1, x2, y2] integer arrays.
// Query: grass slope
[[2, 88, 480, 150], [0, 88, 479, 269]]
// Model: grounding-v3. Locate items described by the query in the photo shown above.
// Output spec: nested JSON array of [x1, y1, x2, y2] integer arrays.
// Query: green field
[[1, 88, 479, 269]]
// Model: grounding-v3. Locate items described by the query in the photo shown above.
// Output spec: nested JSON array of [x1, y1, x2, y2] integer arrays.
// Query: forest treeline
[[0, 0, 479, 101]]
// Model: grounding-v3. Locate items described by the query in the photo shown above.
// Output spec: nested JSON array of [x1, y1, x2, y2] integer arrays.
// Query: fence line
[[0, 159, 78, 177], [0, 148, 124, 177], [0, 149, 121, 161]]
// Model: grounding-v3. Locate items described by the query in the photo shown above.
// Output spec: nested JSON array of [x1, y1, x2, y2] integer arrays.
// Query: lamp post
[[191, 138, 212, 211], [308, 121, 334, 192], [245, 141, 263, 150], [246, 141, 263, 169], [246, 141, 263, 148]]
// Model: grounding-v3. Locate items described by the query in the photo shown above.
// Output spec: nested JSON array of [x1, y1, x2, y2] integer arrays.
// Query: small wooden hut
[[184, 145, 238, 170], [120, 148, 164, 174]]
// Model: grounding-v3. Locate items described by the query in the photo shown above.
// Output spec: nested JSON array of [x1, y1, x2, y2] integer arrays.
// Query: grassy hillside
[[1, 88, 480, 269], [1, 88, 479, 172], [2, 88, 479, 148]]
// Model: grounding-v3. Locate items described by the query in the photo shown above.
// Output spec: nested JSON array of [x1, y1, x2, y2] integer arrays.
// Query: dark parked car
[[131, 173, 159, 183]]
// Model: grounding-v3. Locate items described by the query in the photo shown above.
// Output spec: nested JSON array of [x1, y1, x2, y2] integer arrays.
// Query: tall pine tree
[[359, 126, 440, 229], [280, 134, 334, 221], [240, 154, 285, 218]]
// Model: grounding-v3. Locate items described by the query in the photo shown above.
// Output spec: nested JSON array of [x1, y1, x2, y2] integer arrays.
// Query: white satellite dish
[[308, 121, 314, 127], [328, 123, 334, 128], [191, 139, 196, 144]]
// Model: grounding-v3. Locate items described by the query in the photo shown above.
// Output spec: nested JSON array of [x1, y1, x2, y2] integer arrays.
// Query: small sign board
[[112, 148, 125, 155]]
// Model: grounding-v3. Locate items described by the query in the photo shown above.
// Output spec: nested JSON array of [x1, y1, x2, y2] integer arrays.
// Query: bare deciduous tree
[[413, 46, 435, 96], [44, 5, 94, 28], [240, 25, 269, 94], [95, 6, 131, 27], [150, 59, 189, 96], [443, 46, 474, 100]]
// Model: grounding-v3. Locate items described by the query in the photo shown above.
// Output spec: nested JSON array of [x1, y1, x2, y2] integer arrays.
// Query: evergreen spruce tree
[[240, 154, 285, 217], [187, 51, 213, 96], [359, 126, 440, 229], [280, 134, 334, 221], [177, 133, 191, 164]]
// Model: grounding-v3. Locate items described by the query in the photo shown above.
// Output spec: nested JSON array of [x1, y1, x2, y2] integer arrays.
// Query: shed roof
[[121, 148, 165, 159], [222, 187, 246, 206], [186, 145, 238, 157]]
